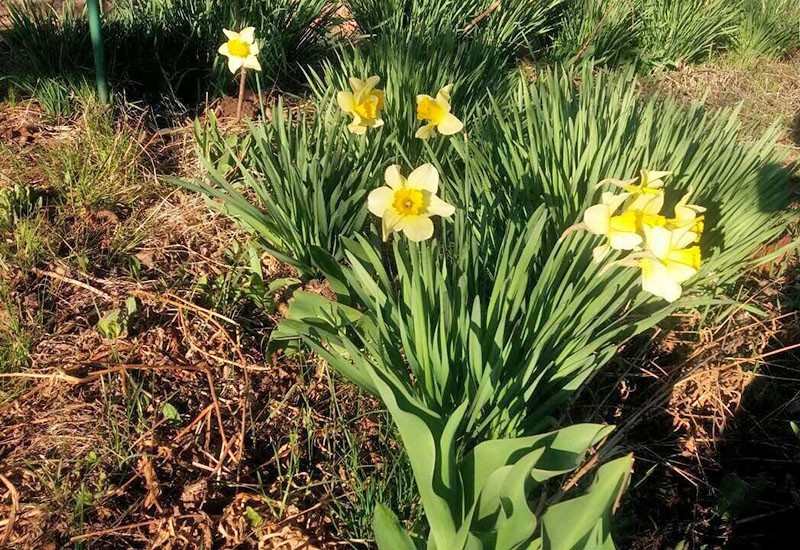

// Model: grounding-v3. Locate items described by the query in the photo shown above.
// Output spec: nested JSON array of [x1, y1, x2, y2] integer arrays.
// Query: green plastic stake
[[87, 0, 109, 103]]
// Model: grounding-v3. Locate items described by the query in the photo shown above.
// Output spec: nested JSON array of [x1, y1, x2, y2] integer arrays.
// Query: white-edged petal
[[427, 195, 455, 217], [401, 215, 434, 242], [407, 163, 439, 193], [384, 165, 404, 189], [436, 113, 463, 135], [368, 187, 395, 217]]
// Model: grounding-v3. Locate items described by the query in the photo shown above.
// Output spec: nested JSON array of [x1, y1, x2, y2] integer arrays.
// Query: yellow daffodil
[[599, 169, 671, 216], [415, 84, 464, 139], [667, 189, 706, 239], [337, 76, 385, 135], [368, 164, 455, 242], [218, 27, 261, 74], [580, 192, 643, 262], [638, 225, 701, 302]]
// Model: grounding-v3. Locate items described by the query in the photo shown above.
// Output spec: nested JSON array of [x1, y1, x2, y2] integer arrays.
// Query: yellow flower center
[[392, 188, 426, 216], [227, 39, 250, 58], [668, 246, 701, 270], [636, 212, 667, 229], [609, 211, 638, 233], [417, 97, 446, 124], [354, 91, 383, 121]]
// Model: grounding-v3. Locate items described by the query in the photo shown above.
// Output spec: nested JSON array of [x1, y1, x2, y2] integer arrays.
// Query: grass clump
[[732, 0, 800, 63]]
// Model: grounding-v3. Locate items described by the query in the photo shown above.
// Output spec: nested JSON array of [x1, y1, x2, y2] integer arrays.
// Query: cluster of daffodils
[[338, 75, 464, 138], [565, 170, 706, 303], [338, 75, 462, 241]]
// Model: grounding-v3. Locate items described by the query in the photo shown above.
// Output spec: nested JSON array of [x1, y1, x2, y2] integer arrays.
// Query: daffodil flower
[[415, 84, 464, 139], [368, 164, 455, 242], [667, 189, 706, 239], [638, 225, 701, 302], [218, 27, 261, 74], [579, 192, 643, 262], [337, 76, 385, 135], [599, 169, 671, 216]]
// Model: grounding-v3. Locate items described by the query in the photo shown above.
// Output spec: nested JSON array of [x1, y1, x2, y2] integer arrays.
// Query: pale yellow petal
[[437, 84, 453, 102], [401, 215, 435, 242], [368, 187, 395, 217], [347, 119, 366, 135], [436, 113, 463, 135], [243, 55, 261, 71], [249, 41, 260, 55], [609, 232, 642, 250], [601, 191, 629, 213], [218, 43, 230, 56], [583, 204, 610, 235], [384, 165, 404, 190], [228, 56, 243, 74], [641, 259, 681, 302], [364, 75, 380, 90], [337, 91, 354, 113], [592, 243, 611, 263], [239, 27, 256, 43], [415, 124, 436, 140], [666, 262, 697, 284], [349, 77, 365, 92], [427, 195, 455, 218], [407, 163, 439, 193], [673, 226, 697, 249], [382, 208, 403, 241], [223, 29, 239, 41], [643, 225, 671, 259]]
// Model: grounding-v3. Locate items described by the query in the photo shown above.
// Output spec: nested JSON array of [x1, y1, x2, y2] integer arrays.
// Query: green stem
[[86, 0, 109, 103]]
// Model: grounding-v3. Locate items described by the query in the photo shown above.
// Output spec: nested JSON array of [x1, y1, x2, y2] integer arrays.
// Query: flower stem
[[236, 67, 247, 120]]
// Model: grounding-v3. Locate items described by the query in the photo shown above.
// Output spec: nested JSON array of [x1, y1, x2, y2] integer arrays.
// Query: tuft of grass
[[732, 0, 800, 63], [549, 0, 638, 67], [636, 0, 739, 68]]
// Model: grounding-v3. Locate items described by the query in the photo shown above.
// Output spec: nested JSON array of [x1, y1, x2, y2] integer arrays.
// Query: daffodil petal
[[239, 27, 256, 43], [643, 225, 671, 258], [337, 91, 354, 112], [601, 191, 629, 212], [437, 113, 463, 135], [666, 262, 697, 284], [223, 29, 239, 41], [407, 163, 439, 193], [364, 75, 380, 90], [349, 77, 365, 92], [382, 208, 403, 241], [228, 56, 243, 74], [249, 41, 260, 55], [368, 187, 395, 217], [384, 165, 404, 190], [438, 84, 453, 102], [427, 195, 455, 217], [402, 215, 434, 242], [609, 232, 642, 250], [347, 119, 366, 135], [415, 124, 436, 140], [218, 43, 230, 56], [592, 243, 611, 263], [641, 259, 681, 302], [583, 204, 610, 235], [243, 56, 261, 71]]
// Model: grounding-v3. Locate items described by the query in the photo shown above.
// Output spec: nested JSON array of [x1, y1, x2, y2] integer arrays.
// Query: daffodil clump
[[337, 77, 464, 139], [218, 27, 262, 74], [368, 164, 455, 241], [566, 170, 706, 302]]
